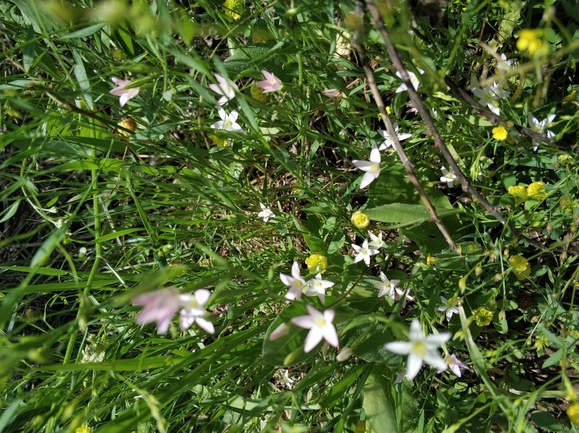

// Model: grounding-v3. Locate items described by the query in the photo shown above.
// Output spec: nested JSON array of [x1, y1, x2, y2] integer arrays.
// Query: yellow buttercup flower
[[509, 255, 530, 280], [250, 83, 270, 104], [426, 254, 438, 265], [210, 135, 229, 148], [351, 210, 370, 229], [305, 253, 328, 273], [115, 117, 137, 137], [223, 0, 244, 20], [492, 126, 508, 141], [473, 307, 493, 327], [527, 181, 546, 200], [567, 401, 579, 425], [508, 185, 528, 205], [76, 426, 91, 433], [517, 29, 542, 55]]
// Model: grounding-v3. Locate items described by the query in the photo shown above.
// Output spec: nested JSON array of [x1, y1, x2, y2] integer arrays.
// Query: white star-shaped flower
[[209, 74, 238, 105], [377, 124, 412, 150], [352, 146, 381, 189], [291, 305, 339, 353], [280, 261, 306, 300], [528, 113, 556, 151], [384, 319, 451, 380], [497, 53, 513, 72], [470, 76, 510, 116], [352, 239, 379, 267], [179, 289, 215, 334], [437, 296, 459, 322], [368, 231, 386, 249], [395, 70, 423, 93], [258, 203, 275, 223], [211, 108, 245, 134], [440, 166, 458, 188], [305, 273, 335, 303]]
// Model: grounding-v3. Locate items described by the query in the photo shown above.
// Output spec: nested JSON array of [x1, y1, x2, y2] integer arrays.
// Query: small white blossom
[[352, 239, 379, 267], [368, 231, 386, 249], [377, 124, 412, 150], [528, 113, 556, 151], [305, 273, 335, 303], [258, 203, 275, 223], [384, 319, 451, 380], [352, 146, 381, 189], [440, 167, 458, 188], [279, 369, 294, 389], [395, 70, 423, 93], [437, 296, 459, 322], [280, 261, 306, 300], [496, 53, 513, 72], [179, 289, 215, 334], [209, 74, 238, 105], [470, 76, 510, 116], [291, 305, 339, 353], [211, 108, 245, 134]]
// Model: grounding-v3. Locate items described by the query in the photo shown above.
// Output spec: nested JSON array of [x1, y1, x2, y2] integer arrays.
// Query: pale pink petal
[[195, 317, 215, 334], [323, 324, 339, 347], [291, 315, 314, 329], [304, 327, 324, 352]]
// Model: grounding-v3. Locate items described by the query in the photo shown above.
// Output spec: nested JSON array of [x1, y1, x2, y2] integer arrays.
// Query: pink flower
[[291, 305, 339, 353], [209, 74, 238, 105], [438, 354, 468, 378], [179, 289, 215, 334], [133, 287, 181, 334], [110, 77, 140, 107], [256, 70, 283, 93]]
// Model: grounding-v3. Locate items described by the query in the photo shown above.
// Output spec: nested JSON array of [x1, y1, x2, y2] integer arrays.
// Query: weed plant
[[1, 0, 579, 432]]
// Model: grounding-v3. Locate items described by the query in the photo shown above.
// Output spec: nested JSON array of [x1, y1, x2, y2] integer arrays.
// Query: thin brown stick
[[363, 0, 546, 251], [351, 0, 459, 253]]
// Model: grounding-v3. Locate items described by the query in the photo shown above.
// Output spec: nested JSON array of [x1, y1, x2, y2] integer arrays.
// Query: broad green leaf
[[530, 411, 565, 432], [363, 366, 400, 433]]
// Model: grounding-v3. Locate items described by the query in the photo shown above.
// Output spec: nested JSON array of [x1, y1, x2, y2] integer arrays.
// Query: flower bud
[[568, 401, 579, 425], [269, 323, 290, 341], [337, 348, 353, 362]]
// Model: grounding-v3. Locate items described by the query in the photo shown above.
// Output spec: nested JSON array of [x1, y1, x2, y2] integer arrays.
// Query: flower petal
[[304, 327, 324, 352], [384, 341, 412, 355]]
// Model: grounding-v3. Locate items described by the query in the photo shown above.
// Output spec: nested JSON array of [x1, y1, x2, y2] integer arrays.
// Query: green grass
[[2, 0, 579, 432]]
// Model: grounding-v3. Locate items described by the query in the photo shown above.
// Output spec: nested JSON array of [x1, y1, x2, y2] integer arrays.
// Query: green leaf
[[363, 366, 400, 433], [530, 411, 565, 432], [224, 45, 285, 76]]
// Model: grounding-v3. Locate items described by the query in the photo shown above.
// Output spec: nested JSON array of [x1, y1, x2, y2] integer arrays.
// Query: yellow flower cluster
[[508, 181, 547, 204], [517, 29, 542, 55], [568, 401, 579, 425]]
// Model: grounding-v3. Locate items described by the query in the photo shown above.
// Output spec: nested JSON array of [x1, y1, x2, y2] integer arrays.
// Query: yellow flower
[[222, 0, 244, 20], [351, 210, 370, 229], [426, 254, 438, 265], [210, 135, 229, 148], [492, 126, 508, 141], [305, 254, 328, 273], [568, 401, 579, 425], [115, 117, 137, 137], [527, 181, 546, 200], [473, 307, 493, 327], [76, 426, 91, 433], [509, 255, 531, 280], [250, 83, 270, 104], [508, 185, 528, 205], [517, 29, 542, 55]]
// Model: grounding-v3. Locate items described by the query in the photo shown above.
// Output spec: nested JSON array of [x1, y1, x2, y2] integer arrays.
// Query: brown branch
[[351, 0, 459, 253], [363, 0, 546, 252]]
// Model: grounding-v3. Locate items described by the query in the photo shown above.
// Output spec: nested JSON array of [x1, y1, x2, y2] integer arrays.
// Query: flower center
[[370, 163, 379, 173], [315, 317, 327, 327], [188, 299, 199, 308], [224, 120, 233, 128], [412, 340, 426, 357]]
